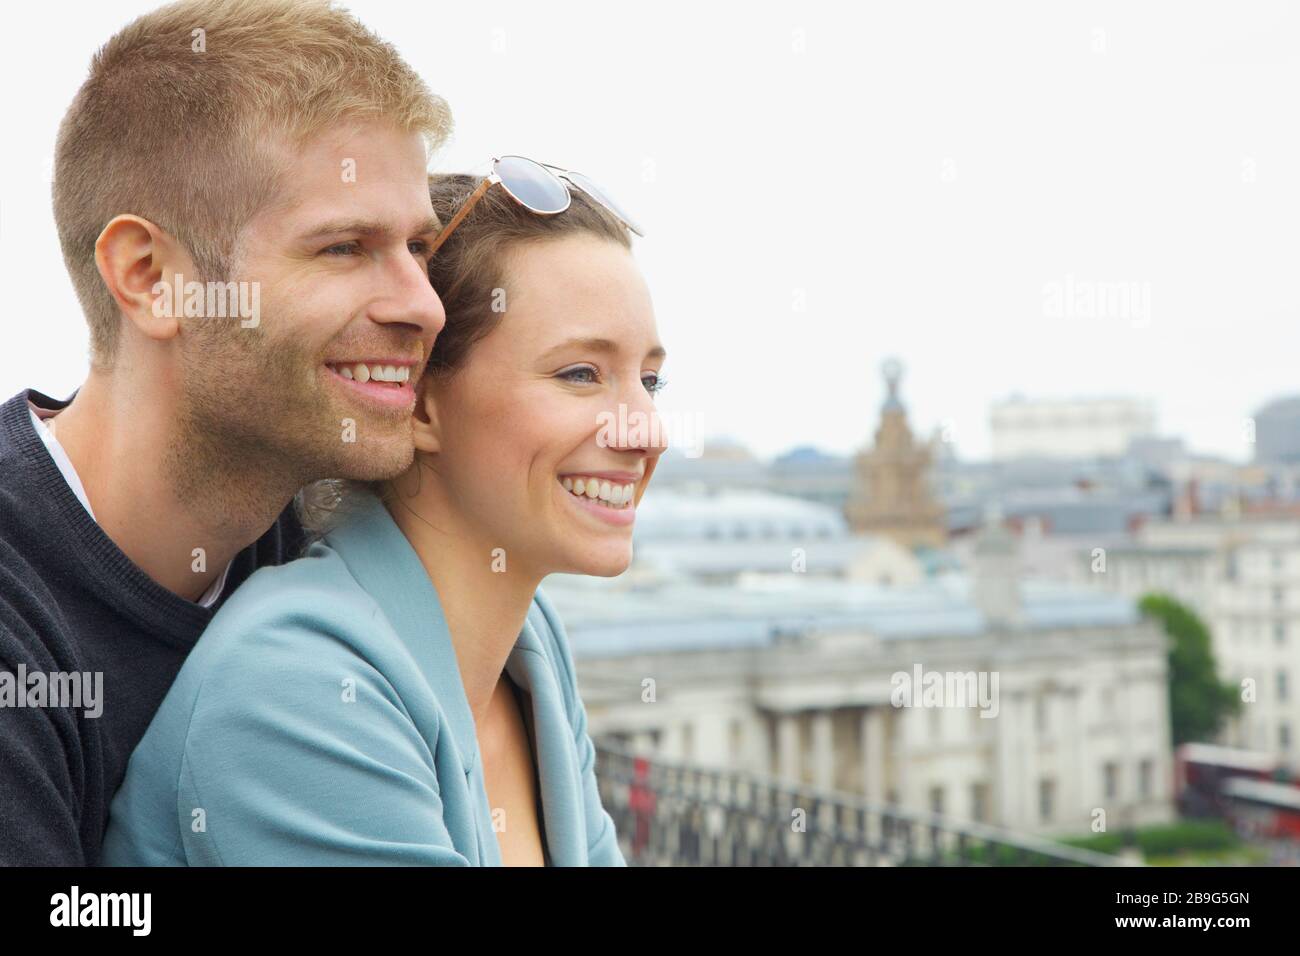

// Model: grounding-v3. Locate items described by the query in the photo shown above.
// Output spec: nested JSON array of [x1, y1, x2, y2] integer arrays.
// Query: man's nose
[[369, 249, 446, 340]]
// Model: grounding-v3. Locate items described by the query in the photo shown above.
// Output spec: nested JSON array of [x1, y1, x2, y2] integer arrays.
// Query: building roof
[[544, 572, 1141, 658], [1254, 395, 1300, 419], [631, 537, 884, 576], [1222, 777, 1300, 811], [633, 489, 848, 542], [1178, 742, 1278, 773]]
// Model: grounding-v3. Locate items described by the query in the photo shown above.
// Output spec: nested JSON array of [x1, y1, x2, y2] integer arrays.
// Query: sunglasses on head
[[427, 155, 644, 256]]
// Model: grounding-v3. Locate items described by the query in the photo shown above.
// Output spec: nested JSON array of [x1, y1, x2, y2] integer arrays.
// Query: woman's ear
[[411, 374, 443, 455]]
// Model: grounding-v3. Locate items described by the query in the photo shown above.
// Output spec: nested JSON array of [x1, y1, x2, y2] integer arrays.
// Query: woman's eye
[[558, 366, 600, 385], [643, 373, 668, 395], [408, 240, 430, 258]]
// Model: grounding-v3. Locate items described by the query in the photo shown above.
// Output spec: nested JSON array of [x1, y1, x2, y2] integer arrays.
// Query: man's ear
[[94, 214, 193, 345], [411, 374, 443, 455]]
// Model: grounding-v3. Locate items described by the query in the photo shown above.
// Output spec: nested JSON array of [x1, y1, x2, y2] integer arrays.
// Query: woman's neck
[[383, 486, 544, 730]]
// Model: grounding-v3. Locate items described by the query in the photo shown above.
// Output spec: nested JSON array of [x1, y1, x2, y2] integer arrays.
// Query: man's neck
[[50, 371, 298, 602], [385, 487, 542, 731]]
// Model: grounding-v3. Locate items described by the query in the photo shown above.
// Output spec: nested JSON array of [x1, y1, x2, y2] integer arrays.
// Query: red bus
[[1174, 743, 1280, 818], [1220, 777, 1300, 840]]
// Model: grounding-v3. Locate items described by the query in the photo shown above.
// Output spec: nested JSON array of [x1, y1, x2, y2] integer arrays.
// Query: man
[[0, 0, 450, 864]]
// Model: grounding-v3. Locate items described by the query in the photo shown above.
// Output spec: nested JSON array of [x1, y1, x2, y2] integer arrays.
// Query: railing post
[[592, 739, 1130, 868]]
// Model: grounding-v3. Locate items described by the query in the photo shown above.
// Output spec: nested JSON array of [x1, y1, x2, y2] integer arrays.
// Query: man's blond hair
[[52, 0, 452, 365]]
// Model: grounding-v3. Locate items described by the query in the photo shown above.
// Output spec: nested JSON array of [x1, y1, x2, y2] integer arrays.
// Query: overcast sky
[[3, 0, 1296, 463]]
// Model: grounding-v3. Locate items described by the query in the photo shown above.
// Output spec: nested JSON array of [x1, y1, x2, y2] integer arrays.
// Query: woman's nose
[[619, 383, 669, 455]]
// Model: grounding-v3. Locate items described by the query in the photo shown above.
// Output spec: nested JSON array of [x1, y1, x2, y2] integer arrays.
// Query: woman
[[100, 160, 667, 865]]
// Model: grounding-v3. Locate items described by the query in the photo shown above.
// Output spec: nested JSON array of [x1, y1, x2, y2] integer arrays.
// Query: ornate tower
[[845, 358, 947, 549]]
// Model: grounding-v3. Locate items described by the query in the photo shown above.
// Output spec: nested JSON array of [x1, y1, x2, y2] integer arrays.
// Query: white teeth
[[560, 476, 637, 509], [331, 363, 411, 384]]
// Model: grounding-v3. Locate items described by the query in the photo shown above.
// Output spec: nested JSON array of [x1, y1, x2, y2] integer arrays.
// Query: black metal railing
[[594, 739, 1132, 866]]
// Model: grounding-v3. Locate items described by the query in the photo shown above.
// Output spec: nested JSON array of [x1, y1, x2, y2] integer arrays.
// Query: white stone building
[[990, 395, 1156, 461], [1078, 512, 1300, 768], [549, 522, 1175, 838]]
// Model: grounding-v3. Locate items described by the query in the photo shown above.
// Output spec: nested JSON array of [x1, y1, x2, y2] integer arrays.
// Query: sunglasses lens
[[495, 156, 570, 214], [563, 171, 644, 236]]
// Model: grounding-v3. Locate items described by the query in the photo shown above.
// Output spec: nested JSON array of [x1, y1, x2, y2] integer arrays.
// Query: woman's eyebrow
[[541, 336, 667, 361]]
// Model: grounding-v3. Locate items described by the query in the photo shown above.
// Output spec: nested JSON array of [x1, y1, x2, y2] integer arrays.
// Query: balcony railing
[[594, 739, 1132, 866]]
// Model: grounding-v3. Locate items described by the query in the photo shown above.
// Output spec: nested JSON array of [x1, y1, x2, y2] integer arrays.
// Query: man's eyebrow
[[297, 216, 442, 243], [541, 336, 667, 361]]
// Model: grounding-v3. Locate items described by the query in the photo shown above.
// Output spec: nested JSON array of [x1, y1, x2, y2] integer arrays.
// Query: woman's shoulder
[[203, 542, 384, 654], [174, 542, 407, 715], [114, 546, 466, 865]]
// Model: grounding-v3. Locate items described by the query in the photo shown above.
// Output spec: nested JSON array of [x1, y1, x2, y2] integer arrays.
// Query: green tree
[[1138, 593, 1240, 746]]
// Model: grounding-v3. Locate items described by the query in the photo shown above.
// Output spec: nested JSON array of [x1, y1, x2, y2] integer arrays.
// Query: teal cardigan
[[100, 488, 626, 866]]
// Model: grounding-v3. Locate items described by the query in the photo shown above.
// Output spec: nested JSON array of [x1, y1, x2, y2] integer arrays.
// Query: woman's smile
[[556, 472, 639, 527]]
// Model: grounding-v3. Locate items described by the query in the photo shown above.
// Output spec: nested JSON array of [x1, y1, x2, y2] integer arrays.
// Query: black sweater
[[0, 389, 304, 864]]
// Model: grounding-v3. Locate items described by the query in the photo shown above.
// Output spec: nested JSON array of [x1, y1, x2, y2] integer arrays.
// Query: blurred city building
[[844, 358, 947, 550], [1078, 510, 1300, 770], [989, 395, 1156, 461], [571, 365, 1298, 850]]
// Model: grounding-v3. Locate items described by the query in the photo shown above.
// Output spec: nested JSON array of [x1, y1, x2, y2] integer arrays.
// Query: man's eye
[[558, 366, 599, 385], [322, 241, 360, 256], [409, 240, 431, 257]]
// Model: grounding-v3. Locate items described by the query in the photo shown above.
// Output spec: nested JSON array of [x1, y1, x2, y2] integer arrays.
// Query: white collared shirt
[[27, 401, 230, 608]]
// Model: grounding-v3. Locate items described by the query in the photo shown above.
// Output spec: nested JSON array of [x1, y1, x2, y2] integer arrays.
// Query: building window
[[1139, 759, 1153, 799], [929, 786, 944, 816], [1281, 723, 1291, 751], [1276, 621, 1287, 644], [971, 782, 988, 823], [1280, 670, 1289, 703], [1039, 778, 1055, 822], [1104, 761, 1119, 800], [1035, 694, 1048, 734]]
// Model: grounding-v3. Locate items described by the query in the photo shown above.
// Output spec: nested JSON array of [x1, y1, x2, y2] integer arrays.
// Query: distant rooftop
[[543, 572, 1142, 658], [634, 488, 848, 542]]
